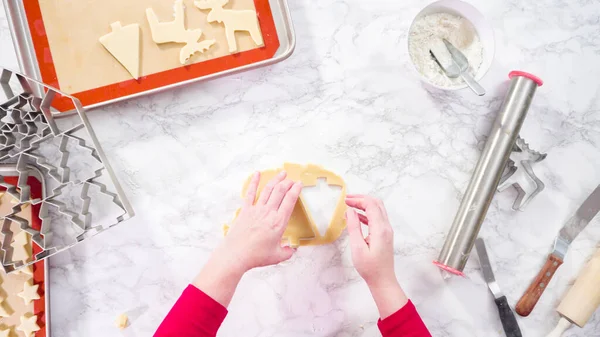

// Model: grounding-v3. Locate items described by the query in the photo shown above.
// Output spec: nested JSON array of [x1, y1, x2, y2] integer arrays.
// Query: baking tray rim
[[3, 0, 296, 112], [0, 163, 50, 337]]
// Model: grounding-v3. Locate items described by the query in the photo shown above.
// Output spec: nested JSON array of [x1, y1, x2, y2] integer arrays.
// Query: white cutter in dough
[[17, 315, 40, 337], [194, 0, 264, 53], [99, 22, 141, 79], [17, 280, 40, 305], [147, 0, 216, 64]]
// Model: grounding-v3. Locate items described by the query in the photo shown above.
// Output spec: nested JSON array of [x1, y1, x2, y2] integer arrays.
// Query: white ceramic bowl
[[407, 0, 495, 90]]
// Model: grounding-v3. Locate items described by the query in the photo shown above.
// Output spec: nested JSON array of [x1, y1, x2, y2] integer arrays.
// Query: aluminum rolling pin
[[434, 71, 544, 276]]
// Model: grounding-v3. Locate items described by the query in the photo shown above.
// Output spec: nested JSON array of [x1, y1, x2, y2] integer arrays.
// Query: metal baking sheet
[[3, 0, 295, 112], [0, 164, 50, 337]]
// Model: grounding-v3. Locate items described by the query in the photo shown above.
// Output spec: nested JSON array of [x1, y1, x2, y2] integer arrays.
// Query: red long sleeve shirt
[[155, 285, 431, 337]]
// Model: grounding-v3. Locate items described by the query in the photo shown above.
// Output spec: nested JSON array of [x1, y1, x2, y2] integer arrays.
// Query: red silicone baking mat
[[2, 176, 47, 337], [22, 0, 280, 112]]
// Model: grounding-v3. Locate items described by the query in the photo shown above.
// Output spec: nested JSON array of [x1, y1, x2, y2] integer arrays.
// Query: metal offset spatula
[[516, 184, 600, 316], [475, 238, 523, 337], [442, 39, 486, 96]]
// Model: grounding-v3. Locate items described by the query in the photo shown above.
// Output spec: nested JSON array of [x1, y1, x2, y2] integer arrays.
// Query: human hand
[[345, 194, 397, 288], [222, 170, 303, 272], [345, 194, 408, 318], [193, 171, 302, 307]]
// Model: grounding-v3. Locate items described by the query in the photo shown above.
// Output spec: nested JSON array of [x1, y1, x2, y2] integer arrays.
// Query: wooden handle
[[546, 317, 571, 337], [516, 253, 563, 316], [557, 248, 600, 327]]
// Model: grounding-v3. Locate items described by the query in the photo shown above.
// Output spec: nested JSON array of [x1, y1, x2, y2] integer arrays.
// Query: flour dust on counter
[[409, 12, 483, 87]]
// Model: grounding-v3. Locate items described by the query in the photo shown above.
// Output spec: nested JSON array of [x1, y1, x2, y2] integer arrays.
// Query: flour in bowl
[[408, 12, 483, 87]]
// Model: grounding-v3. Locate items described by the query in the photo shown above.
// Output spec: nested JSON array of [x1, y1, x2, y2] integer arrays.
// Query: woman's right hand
[[345, 194, 408, 319]]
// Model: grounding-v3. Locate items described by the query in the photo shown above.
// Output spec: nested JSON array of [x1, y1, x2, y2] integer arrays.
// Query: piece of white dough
[[17, 280, 40, 305], [12, 230, 31, 262], [17, 315, 40, 337], [146, 0, 216, 64], [194, 0, 264, 53], [99, 22, 141, 79], [115, 313, 129, 329], [0, 328, 9, 337]]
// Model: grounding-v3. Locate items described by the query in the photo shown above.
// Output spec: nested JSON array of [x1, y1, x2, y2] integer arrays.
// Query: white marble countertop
[[2, 0, 600, 336]]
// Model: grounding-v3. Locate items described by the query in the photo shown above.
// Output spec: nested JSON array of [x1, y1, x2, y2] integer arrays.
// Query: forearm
[[154, 285, 228, 337], [154, 248, 245, 337], [192, 246, 246, 308], [370, 280, 432, 337], [368, 279, 409, 319]]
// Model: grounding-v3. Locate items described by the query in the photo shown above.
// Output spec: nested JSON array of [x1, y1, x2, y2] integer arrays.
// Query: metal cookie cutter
[[498, 137, 547, 211], [0, 68, 134, 272]]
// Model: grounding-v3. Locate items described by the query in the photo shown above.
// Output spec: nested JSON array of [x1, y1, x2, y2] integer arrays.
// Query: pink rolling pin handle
[[432, 260, 465, 277], [509, 71, 544, 86]]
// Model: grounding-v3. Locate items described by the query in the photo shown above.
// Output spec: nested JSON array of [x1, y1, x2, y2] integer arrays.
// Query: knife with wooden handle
[[516, 185, 600, 317]]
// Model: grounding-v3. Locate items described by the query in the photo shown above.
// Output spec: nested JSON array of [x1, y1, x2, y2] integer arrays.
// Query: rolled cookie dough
[[225, 163, 347, 247]]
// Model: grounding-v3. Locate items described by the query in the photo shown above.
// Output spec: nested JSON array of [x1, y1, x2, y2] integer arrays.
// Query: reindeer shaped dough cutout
[[147, 0, 216, 64], [194, 0, 264, 53]]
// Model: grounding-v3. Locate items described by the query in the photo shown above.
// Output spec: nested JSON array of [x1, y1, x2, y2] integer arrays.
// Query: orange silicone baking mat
[[2, 176, 46, 337], [22, 0, 280, 111]]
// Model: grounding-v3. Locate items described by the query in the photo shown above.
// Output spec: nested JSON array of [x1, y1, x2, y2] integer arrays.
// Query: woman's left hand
[[221, 170, 303, 273], [193, 171, 302, 307]]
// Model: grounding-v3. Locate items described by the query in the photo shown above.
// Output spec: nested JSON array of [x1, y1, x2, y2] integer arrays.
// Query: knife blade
[[475, 237, 502, 298], [475, 238, 523, 337], [516, 184, 600, 317], [555, 185, 600, 258]]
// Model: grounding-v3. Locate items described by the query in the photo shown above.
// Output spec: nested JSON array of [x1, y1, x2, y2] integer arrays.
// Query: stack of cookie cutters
[[0, 67, 134, 273]]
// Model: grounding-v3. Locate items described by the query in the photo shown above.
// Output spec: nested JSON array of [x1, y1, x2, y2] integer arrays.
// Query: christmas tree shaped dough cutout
[[99, 22, 141, 79]]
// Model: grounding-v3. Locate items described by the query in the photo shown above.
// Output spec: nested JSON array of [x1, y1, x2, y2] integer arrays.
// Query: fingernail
[[278, 171, 287, 177]]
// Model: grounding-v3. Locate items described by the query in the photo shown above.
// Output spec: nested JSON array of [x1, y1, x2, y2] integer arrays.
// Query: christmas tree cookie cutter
[[0, 67, 134, 272]]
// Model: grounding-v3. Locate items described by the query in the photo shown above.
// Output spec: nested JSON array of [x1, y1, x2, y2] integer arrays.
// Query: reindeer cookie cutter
[[0, 67, 134, 272], [498, 137, 547, 210]]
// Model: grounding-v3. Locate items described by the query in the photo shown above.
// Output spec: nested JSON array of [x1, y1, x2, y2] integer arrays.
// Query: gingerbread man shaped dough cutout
[[225, 163, 347, 247], [147, 0, 216, 64], [194, 0, 264, 53]]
